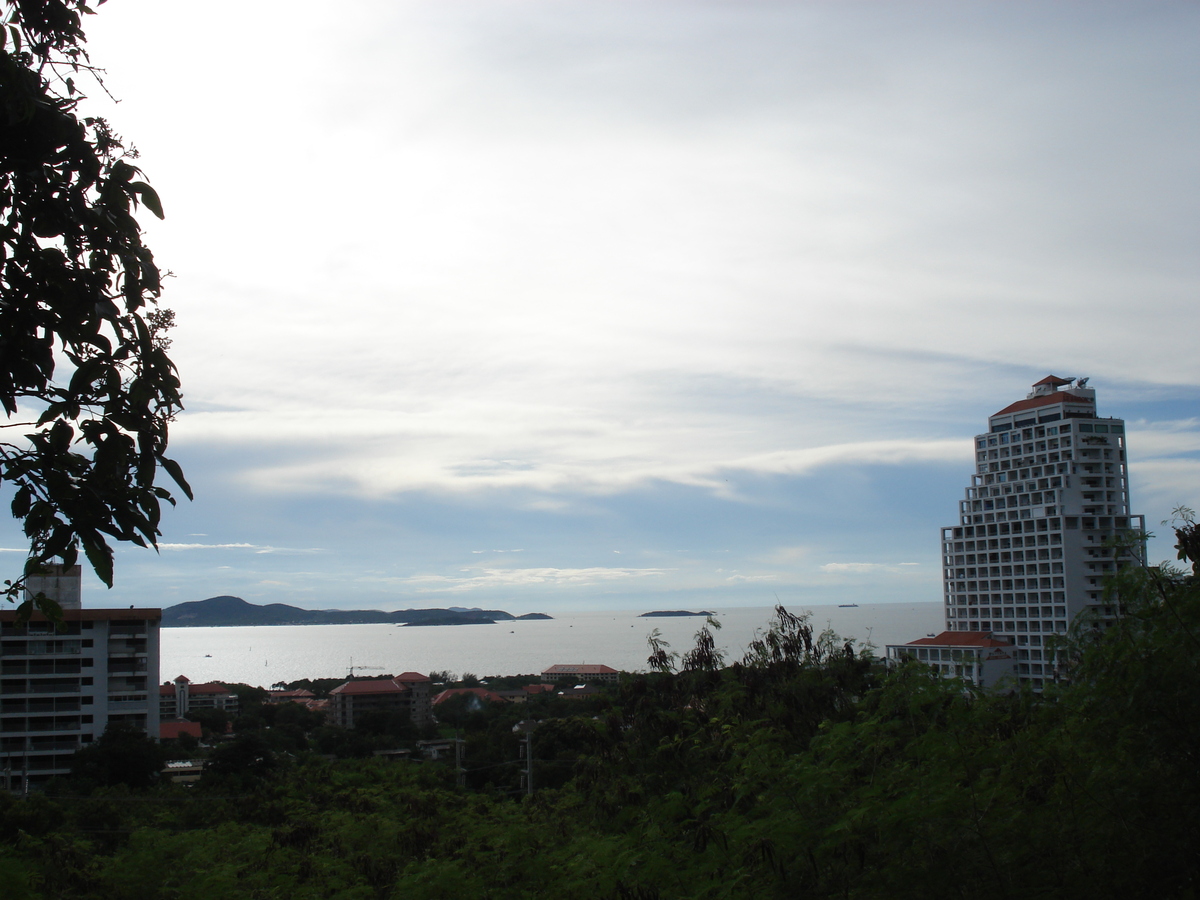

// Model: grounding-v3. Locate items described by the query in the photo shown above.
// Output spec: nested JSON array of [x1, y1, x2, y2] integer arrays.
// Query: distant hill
[[161, 596, 551, 627]]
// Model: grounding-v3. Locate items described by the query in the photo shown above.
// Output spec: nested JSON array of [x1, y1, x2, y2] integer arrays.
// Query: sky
[[3, 0, 1199, 613]]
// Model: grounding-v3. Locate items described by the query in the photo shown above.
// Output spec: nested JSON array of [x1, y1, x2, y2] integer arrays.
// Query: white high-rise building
[[1, 566, 160, 791], [890, 376, 1145, 689]]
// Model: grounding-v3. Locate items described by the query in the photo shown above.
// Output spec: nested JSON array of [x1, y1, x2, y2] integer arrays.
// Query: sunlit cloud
[[382, 566, 671, 594], [158, 543, 324, 555], [37, 0, 1197, 612], [820, 563, 924, 576]]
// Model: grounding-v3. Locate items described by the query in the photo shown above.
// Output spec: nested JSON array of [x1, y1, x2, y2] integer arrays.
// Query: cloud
[[78, 0, 1197, 510], [1127, 420, 1200, 457], [820, 563, 924, 576], [60, 1, 1200, 612], [158, 543, 322, 555], [380, 566, 670, 594]]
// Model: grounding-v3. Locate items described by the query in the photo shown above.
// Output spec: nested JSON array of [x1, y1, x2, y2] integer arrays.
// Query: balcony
[[29, 739, 80, 752], [27, 679, 82, 695], [107, 699, 149, 712]]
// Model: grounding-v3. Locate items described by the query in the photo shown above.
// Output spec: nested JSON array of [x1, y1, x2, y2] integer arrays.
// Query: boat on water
[[837, 604, 859, 608]]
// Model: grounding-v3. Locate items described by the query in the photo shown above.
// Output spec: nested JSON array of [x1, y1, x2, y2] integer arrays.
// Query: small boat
[[838, 604, 859, 608], [204, 654, 212, 657]]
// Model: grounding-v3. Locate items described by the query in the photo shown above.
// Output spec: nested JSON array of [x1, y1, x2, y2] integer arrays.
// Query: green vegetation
[[1, 0, 188, 613], [0, 523, 1197, 897]]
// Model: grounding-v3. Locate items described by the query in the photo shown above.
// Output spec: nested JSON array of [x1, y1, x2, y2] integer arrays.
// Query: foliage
[[68, 721, 164, 790], [5, 571, 1200, 898], [0, 0, 189, 617]]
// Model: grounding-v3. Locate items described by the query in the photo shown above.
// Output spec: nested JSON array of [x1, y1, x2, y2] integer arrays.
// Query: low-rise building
[[159, 675, 239, 719], [159, 719, 202, 741], [266, 688, 315, 704], [541, 664, 619, 684], [886, 631, 1017, 689], [329, 672, 431, 729], [432, 687, 506, 706]]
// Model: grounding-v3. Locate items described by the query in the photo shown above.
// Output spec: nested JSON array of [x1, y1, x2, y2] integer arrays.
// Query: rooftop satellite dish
[[1076, 377, 1090, 388]]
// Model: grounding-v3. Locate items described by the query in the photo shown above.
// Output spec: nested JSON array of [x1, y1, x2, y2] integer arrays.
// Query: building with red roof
[[432, 687, 506, 706], [887, 631, 1017, 689], [159, 675, 239, 720], [159, 719, 203, 741], [541, 664, 619, 683], [329, 672, 432, 729], [266, 688, 316, 703], [888, 377, 1145, 690]]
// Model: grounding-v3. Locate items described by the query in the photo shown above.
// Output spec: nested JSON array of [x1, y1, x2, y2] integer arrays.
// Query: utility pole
[[512, 720, 537, 796], [454, 731, 466, 789]]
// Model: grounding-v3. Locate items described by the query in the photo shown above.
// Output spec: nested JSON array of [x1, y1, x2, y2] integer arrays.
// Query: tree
[[70, 721, 164, 789], [1, 0, 189, 617]]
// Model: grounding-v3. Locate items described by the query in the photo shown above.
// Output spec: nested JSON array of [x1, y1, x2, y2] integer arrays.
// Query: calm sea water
[[160, 603, 942, 687]]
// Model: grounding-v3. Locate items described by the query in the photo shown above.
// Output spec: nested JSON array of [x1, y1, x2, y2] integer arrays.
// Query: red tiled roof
[[993, 392, 1093, 417], [1032, 375, 1073, 387], [432, 687, 506, 705], [904, 631, 1012, 648], [330, 679, 409, 696], [542, 664, 617, 675], [268, 689, 315, 699], [394, 672, 431, 683], [188, 683, 234, 695], [161, 678, 232, 696], [160, 720, 202, 740], [523, 684, 555, 694]]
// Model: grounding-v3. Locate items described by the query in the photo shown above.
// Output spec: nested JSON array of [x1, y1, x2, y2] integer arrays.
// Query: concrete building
[[1, 566, 160, 791], [159, 675, 240, 720], [328, 673, 432, 729], [888, 377, 1145, 689], [541, 664, 619, 684]]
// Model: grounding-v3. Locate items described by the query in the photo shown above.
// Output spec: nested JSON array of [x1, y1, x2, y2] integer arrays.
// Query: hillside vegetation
[[3, 528, 1199, 898]]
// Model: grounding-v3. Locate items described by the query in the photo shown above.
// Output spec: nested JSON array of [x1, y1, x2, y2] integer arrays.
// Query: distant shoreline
[[161, 596, 553, 628]]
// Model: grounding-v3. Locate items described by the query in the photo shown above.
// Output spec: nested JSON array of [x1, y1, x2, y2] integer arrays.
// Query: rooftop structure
[[888, 376, 1145, 689]]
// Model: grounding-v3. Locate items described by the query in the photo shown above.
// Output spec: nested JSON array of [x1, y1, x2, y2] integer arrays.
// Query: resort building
[[159, 675, 240, 720], [888, 376, 1145, 689], [0, 566, 160, 791], [541, 664, 619, 684], [328, 672, 432, 729]]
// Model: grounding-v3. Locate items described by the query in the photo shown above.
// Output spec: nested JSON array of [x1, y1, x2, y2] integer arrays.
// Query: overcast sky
[[4, 0, 1198, 612]]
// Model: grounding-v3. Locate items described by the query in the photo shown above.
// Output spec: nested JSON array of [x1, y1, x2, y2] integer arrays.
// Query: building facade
[[541, 664, 619, 683], [329, 673, 432, 729], [159, 675, 240, 720], [1, 566, 160, 791], [889, 377, 1145, 689]]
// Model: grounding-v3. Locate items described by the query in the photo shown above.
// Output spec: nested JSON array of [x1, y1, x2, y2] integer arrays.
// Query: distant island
[[161, 596, 553, 628], [639, 610, 717, 618], [401, 611, 552, 627]]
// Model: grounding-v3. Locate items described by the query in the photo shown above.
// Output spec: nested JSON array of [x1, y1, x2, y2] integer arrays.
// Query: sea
[[161, 602, 943, 687]]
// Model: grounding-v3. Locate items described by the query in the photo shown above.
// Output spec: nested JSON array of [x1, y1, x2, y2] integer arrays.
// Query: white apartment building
[[1, 566, 160, 791], [889, 376, 1145, 689]]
